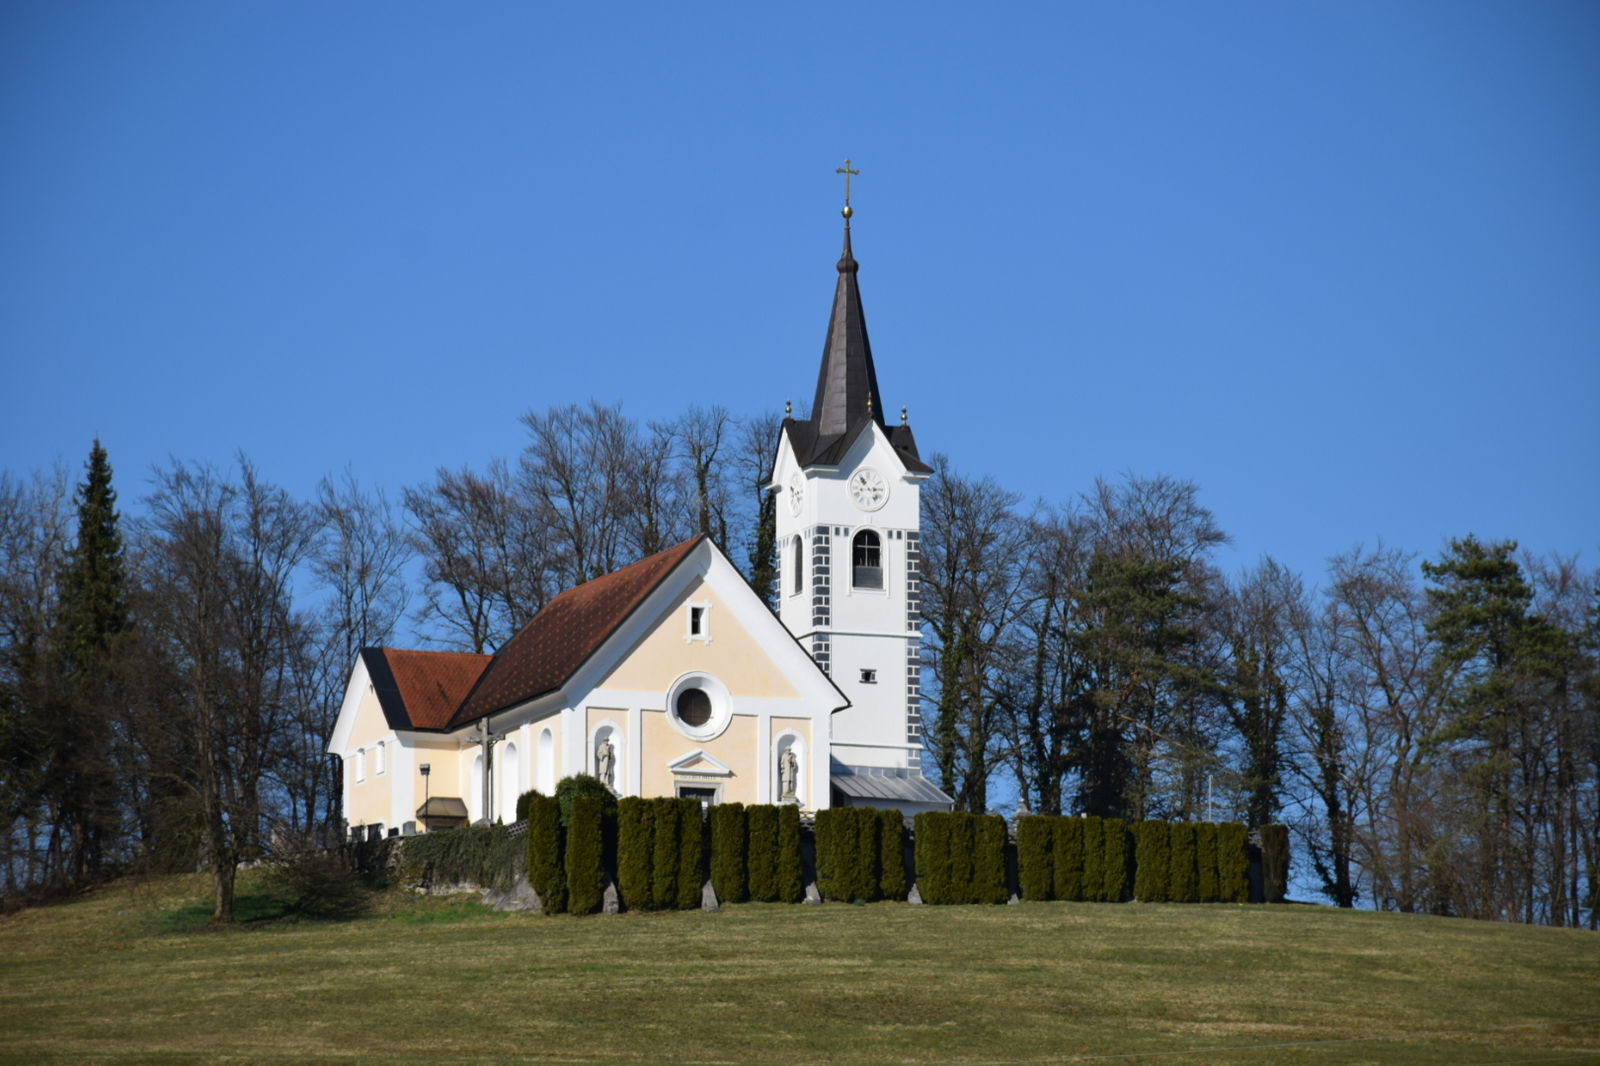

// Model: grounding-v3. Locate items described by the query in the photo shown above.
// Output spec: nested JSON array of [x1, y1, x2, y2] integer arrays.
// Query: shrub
[[555, 774, 616, 827], [878, 809, 908, 901], [710, 802, 749, 904], [514, 790, 539, 823], [1053, 817, 1085, 901], [1168, 821, 1199, 903], [746, 804, 780, 902], [565, 794, 605, 914], [1196, 822, 1219, 902], [1017, 816, 1055, 901], [948, 813, 977, 903], [1217, 822, 1250, 903], [650, 797, 680, 908], [1261, 823, 1290, 903], [265, 846, 369, 920], [1081, 817, 1105, 901], [675, 798, 706, 910], [1134, 820, 1169, 902], [913, 811, 951, 905], [974, 814, 1009, 905], [777, 804, 804, 903], [1101, 818, 1132, 902], [616, 797, 655, 911], [526, 795, 566, 913]]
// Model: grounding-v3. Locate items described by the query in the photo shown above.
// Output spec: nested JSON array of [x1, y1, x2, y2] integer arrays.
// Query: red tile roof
[[372, 648, 492, 730], [448, 536, 706, 728]]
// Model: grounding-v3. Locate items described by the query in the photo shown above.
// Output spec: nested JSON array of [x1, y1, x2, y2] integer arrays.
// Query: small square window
[[860, 669, 877, 684]]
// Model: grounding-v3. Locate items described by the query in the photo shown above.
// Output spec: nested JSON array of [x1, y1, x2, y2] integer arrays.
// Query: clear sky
[[3, 1, 1597, 608]]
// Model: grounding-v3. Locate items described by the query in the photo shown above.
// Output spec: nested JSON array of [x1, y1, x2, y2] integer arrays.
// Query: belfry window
[[791, 535, 804, 595], [852, 530, 883, 590]]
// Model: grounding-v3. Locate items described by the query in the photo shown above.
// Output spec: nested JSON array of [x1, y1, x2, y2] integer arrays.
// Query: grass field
[[1, 873, 1596, 1065]]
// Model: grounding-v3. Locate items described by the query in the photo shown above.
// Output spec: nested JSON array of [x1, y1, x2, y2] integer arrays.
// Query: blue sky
[[3, 1, 1597, 609]]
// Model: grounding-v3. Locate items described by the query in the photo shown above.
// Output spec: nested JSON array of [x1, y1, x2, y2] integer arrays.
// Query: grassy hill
[[1, 872, 1595, 1065]]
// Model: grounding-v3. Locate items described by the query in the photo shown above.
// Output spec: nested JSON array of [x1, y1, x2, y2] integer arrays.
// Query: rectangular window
[[860, 669, 877, 684], [375, 741, 386, 775], [355, 749, 366, 783], [686, 602, 711, 642]]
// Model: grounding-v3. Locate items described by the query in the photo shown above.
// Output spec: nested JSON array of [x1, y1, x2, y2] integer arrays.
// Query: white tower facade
[[769, 209, 949, 811]]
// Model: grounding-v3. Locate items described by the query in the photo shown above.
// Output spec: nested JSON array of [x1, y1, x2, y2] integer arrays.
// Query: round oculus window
[[676, 687, 712, 727]]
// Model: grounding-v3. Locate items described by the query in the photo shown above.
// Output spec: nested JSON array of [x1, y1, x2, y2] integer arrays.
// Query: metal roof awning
[[830, 763, 953, 806], [416, 797, 469, 820]]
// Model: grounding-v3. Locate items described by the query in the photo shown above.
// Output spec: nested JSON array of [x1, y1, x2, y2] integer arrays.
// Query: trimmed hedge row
[[1020, 816, 1264, 904], [1260, 823, 1290, 903], [613, 796, 706, 911], [814, 807, 910, 902], [913, 811, 1007, 904]]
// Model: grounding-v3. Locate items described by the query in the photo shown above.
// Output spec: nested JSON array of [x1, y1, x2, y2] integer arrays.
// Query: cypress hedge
[[1168, 821, 1199, 903], [515, 789, 538, 823], [616, 797, 654, 911], [710, 802, 748, 904], [878, 809, 908, 901], [675, 798, 706, 910], [1081, 817, 1105, 901], [651, 796, 681, 908], [1053, 817, 1085, 901], [1134, 820, 1170, 902], [1102, 817, 1132, 902], [913, 811, 951, 904], [1195, 821, 1219, 902], [1017, 816, 1055, 901], [974, 814, 1009, 905], [1217, 821, 1250, 903], [565, 794, 605, 914], [948, 814, 976, 903], [776, 804, 804, 903], [816, 807, 882, 902], [526, 794, 566, 914], [746, 804, 780, 902], [1261, 823, 1290, 903]]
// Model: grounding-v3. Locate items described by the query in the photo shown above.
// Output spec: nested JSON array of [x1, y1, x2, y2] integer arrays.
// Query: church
[[328, 192, 954, 836]]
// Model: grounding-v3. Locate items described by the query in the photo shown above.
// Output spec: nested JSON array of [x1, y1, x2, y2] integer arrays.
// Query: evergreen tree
[[53, 441, 129, 881], [1422, 536, 1566, 920]]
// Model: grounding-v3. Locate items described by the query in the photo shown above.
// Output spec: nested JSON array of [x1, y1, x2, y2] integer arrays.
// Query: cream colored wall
[[412, 737, 462, 809], [598, 578, 799, 699], [343, 687, 393, 827], [640, 709, 759, 805]]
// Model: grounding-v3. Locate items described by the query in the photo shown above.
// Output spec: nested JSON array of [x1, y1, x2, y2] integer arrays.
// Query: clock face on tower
[[848, 467, 889, 511], [787, 473, 805, 516]]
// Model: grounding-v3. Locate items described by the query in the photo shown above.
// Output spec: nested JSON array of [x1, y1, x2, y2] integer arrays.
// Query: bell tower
[[770, 169, 947, 810]]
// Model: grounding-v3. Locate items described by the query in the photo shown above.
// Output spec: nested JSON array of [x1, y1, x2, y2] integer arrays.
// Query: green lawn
[[1, 873, 1596, 1065]]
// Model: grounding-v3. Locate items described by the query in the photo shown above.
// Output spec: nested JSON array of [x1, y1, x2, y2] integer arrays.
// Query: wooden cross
[[836, 158, 860, 206]]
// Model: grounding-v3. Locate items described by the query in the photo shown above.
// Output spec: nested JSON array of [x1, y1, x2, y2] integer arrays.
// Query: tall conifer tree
[[55, 440, 129, 880]]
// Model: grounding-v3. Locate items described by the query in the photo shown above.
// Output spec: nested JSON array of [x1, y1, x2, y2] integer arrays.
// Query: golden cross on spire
[[836, 158, 860, 219]]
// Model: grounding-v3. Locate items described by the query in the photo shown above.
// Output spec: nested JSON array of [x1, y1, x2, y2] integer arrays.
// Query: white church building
[[329, 203, 954, 835]]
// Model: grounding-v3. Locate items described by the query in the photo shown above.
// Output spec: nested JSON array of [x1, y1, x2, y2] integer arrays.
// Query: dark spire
[[809, 217, 884, 438]]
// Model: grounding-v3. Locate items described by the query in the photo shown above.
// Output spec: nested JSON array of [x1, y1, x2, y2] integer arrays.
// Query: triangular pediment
[[667, 748, 735, 777]]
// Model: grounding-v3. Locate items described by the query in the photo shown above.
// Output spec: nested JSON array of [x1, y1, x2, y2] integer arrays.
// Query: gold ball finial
[[901, 405, 908, 425], [842, 204, 853, 220], [785, 398, 792, 417]]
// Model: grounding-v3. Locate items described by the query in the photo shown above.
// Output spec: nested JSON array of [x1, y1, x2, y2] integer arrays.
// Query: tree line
[[920, 460, 1598, 927], [3, 405, 1595, 928]]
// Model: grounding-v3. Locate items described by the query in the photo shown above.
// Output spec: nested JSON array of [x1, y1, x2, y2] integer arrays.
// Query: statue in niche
[[779, 747, 799, 801], [596, 736, 615, 789]]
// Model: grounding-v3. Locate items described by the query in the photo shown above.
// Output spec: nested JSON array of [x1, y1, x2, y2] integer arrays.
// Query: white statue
[[779, 748, 799, 801], [596, 736, 615, 788]]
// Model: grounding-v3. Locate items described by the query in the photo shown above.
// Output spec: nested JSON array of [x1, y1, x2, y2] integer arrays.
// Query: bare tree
[[520, 401, 639, 586], [136, 458, 318, 922], [920, 458, 1031, 813]]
